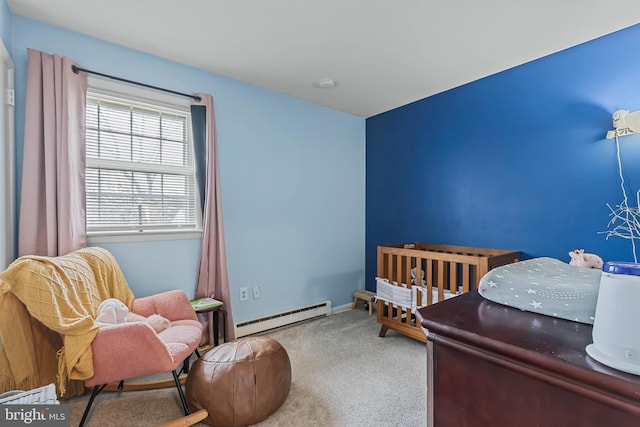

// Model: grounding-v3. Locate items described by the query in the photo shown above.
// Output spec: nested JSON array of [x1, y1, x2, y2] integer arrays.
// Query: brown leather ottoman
[[185, 337, 291, 426]]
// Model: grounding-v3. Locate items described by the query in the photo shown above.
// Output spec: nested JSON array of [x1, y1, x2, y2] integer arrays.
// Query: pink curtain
[[18, 49, 87, 257], [192, 93, 235, 343]]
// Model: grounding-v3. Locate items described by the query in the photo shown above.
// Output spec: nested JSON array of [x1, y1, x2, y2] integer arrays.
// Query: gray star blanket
[[478, 257, 601, 324]]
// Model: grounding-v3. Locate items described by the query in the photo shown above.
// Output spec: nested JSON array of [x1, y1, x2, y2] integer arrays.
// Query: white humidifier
[[586, 261, 640, 375]]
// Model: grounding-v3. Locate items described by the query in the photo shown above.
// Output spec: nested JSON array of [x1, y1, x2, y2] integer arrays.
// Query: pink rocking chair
[[0, 247, 205, 427], [80, 289, 204, 426]]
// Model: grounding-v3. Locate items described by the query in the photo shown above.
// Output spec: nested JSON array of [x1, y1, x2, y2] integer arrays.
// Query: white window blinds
[[85, 92, 199, 233]]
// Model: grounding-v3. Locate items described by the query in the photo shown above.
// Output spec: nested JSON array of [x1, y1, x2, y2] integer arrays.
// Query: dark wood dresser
[[417, 291, 640, 427]]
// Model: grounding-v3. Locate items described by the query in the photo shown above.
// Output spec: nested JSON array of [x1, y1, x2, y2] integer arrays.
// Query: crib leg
[[379, 325, 389, 338]]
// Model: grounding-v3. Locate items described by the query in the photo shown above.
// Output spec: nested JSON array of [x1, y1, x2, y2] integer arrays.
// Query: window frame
[[85, 76, 202, 244]]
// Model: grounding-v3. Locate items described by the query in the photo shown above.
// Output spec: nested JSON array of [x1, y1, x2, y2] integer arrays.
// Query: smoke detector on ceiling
[[314, 79, 336, 89]]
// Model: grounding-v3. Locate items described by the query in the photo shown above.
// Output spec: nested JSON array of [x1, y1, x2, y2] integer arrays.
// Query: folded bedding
[[375, 277, 459, 311]]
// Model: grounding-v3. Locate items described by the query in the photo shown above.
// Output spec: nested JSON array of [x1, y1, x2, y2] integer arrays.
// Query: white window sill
[[87, 230, 202, 244]]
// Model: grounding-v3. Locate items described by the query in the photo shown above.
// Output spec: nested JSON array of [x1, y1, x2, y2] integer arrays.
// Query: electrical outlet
[[240, 287, 248, 301], [253, 286, 261, 299]]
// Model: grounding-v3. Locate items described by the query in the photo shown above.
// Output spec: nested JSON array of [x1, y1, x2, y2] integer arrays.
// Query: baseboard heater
[[235, 300, 332, 337]]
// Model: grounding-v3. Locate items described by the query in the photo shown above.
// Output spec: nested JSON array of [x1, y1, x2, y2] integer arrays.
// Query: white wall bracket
[[607, 110, 640, 139], [607, 128, 637, 139]]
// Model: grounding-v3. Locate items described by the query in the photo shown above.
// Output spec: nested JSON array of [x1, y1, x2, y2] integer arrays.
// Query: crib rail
[[376, 243, 520, 342]]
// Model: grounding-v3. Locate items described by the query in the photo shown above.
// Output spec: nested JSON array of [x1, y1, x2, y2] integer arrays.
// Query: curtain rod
[[71, 65, 201, 102]]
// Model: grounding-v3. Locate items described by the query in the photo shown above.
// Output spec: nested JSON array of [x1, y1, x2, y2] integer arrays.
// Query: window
[[85, 80, 200, 238]]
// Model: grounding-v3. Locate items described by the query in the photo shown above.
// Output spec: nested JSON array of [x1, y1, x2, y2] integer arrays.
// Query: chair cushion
[[86, 320, 202, 386], [157, 319, 203, 360]]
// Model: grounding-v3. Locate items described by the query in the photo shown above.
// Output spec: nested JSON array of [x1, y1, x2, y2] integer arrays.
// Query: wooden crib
[[376, 243, 520, 342]]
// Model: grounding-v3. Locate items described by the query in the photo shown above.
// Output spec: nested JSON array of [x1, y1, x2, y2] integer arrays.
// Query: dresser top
[[418, 291, 640, 401]]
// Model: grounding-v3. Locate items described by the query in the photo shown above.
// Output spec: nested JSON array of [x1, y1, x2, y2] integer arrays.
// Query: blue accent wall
[[10, 15, 365, 322], [366, 24, 640, 290]]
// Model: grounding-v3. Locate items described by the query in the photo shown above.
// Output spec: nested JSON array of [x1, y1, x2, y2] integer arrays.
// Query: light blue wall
[[0, 0, 10, 47], [10, 15, 365, 322], [365, 24, 640, 290]]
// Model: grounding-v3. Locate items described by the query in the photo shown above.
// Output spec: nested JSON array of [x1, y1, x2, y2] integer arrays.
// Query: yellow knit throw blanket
[[0, 247, 134, 397]]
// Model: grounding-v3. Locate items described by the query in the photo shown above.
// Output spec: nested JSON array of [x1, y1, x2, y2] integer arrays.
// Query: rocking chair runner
[[0, 247, 204, 427]]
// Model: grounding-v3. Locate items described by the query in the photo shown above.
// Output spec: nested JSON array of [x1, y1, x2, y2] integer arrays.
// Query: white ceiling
[[7, 0, 640, 118]]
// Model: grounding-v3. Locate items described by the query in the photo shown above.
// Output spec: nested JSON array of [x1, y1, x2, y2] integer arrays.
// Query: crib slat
[[437, 260, 445, 303], [450, 262, 458, 294], [404, 255, 411, 288], [417, 257, 433, 305], [415, 257, 423, 287], [393, 304, 402, 326], [462, 263, 470, 293]]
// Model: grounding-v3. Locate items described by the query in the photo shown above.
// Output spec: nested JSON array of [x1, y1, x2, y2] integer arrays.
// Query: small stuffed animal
[[568, 249, 604, 270], [127, 312, 171, 333], [95, 298, 171, 333]]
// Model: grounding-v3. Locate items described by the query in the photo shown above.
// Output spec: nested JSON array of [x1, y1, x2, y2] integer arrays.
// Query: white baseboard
[[332, 303, 353, 314]]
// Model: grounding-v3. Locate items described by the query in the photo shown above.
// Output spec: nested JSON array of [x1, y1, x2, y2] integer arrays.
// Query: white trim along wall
[[0, 38, 14, 270]]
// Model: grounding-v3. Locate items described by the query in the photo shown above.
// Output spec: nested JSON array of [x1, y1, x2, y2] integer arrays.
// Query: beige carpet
[[67, 307, 427, 427]]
